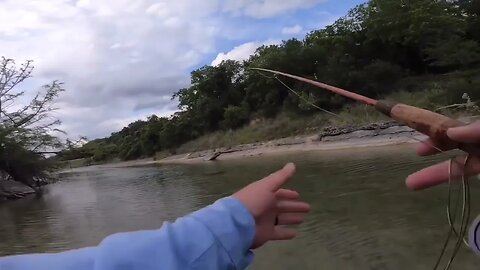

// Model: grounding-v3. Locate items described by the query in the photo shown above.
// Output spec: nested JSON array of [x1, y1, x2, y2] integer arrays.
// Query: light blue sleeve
[[0, 196, 256, 270]]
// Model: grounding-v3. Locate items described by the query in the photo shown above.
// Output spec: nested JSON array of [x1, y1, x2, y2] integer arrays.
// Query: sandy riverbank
[[60, 115, 480, 170], [58, 122, 426, 173], [157, 115, 480, 165], [154, 122, 426, 165], [65, 123, 425, 172]]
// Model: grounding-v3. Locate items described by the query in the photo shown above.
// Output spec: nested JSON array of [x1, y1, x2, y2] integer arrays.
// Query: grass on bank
[[175, 71, 480, 154]]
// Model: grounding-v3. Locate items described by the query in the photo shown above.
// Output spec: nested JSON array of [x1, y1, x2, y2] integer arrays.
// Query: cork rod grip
[[375, 100, 480, 155]]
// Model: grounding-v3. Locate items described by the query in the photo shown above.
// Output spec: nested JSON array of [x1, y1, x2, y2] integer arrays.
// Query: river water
[[1, 145, 480, 269]]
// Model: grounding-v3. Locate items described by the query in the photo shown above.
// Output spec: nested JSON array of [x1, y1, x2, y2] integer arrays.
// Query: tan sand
[[154, 124, 427, 165]]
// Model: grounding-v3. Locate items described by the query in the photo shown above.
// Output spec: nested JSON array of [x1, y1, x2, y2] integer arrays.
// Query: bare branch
[[0, 56, 67, 195]]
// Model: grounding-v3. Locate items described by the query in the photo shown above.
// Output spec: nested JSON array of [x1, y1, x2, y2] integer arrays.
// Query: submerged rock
[[0, 181, 37, 202]]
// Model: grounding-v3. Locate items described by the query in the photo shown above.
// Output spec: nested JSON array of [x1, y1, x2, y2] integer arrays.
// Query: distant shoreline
[[58, 122, 427, 173], [58, 116, 480, 172]]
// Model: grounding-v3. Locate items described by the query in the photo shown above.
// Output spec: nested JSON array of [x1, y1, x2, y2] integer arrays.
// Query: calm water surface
[[1, 145, 480, 269]]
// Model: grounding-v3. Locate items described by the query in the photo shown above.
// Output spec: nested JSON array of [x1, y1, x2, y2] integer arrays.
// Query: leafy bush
[[348, 60, 405, 97], [222, 105, 250, 129]]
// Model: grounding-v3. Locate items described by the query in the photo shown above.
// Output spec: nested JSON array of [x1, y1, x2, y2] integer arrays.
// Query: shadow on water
[[1, 144, 480, 269]]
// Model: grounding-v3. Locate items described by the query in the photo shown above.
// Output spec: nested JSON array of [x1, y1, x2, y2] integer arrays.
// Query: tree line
[[58, 0, 480, 162]]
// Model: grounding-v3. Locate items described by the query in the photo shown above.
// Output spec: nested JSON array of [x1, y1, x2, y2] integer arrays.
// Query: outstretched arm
[[0, 163, 310, 270], [0, 196, 255, 270]]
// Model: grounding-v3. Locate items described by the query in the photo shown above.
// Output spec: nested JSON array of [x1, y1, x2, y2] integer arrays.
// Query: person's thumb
[[447, 122, 480, 143], [262, 163, 296, 191]]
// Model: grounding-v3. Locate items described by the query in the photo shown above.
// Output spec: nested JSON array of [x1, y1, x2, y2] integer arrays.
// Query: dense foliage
[[61, 0, 480, 162], [0, 57, 66, 196]]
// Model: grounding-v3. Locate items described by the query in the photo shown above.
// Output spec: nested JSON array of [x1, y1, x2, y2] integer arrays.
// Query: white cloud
[[0, 0, 224, 138], [0, 0, 335, 139], [282, 25, 304, 35], [211, 40, 281, 66], [223, 0, 327, 18]]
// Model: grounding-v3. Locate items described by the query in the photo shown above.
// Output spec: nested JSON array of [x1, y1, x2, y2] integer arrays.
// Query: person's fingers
[[414, 122, 480, 156], [447, 122, 480, 143], [277, 200, 311, 213], [406, 155, 480, 190], [276, 213, 305, 225], [275, 189, 299, 200], [261, 163, 296, 191], [272, 227, 297, 240]]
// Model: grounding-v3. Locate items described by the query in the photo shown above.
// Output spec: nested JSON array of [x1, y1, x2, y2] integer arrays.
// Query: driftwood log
[[206, 149, 239, 161]]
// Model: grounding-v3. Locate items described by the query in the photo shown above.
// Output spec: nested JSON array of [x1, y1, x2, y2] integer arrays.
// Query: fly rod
[[250, 67, 480, 156]]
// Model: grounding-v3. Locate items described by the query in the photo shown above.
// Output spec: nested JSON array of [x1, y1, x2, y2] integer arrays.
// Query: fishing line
[[432, 155, 471, 270], [253, 69, 474, 270], [254, 70, 340, 117], [359, 132, 472, 270], [406, 131, 473, 248], [408, 140, 469, 223], [274, 75, 340, 118], [348, 120, 473, 269]]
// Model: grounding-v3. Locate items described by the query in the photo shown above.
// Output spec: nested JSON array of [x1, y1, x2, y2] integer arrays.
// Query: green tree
[[222, 105, 249, 129], [0, 57, 65, 195], [425, 36, 480, 69], [456, 0, 480, 42], [173, 60, 245, 133]]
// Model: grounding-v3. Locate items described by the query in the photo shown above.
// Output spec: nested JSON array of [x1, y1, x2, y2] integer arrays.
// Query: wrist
[[189, 196, 256, 267]]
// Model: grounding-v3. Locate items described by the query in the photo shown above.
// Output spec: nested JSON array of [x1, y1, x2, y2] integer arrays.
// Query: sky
[[0, 0, 365, 140]]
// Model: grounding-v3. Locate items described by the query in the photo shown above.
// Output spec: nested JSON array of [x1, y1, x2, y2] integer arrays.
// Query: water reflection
[[1, 145, 479, 269]]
